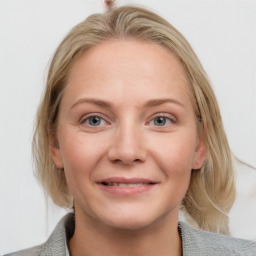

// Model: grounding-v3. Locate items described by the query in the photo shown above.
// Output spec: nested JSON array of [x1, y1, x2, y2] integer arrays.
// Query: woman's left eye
[[82, 115, 107, 127], [148, 115, 174, 127]]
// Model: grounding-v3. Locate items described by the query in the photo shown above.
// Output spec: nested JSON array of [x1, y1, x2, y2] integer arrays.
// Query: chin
[[96, 207, 164, 231], [104, 216, 153, 231]]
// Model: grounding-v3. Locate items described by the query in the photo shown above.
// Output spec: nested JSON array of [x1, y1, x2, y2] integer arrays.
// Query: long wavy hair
[[33, 5, 235, 234]]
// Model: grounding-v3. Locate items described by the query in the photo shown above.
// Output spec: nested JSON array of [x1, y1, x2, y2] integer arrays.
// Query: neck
[[69, 207, 182, 256]]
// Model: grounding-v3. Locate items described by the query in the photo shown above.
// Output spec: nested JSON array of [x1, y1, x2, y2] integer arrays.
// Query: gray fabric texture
[[5, 213, 256, 256]]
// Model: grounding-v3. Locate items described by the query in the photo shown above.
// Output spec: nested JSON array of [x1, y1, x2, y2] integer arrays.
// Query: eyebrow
[[71, 98, 112, 109], [144, 98, 185, 108], [71, 98, 185, 109]]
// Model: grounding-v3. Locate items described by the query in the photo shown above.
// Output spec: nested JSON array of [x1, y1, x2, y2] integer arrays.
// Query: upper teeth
[[104, 183, 145, 187]]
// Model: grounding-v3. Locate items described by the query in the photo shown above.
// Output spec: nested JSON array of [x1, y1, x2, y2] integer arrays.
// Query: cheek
[[58, 131, 106, 185], [147, 133, 195, 211], [58, 132, 106, 208], [148, 131, 197, 176], [60, 128, 104, 163]]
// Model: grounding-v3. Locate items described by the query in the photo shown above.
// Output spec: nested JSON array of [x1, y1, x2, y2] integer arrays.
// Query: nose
[[107, 124, 147, 165]]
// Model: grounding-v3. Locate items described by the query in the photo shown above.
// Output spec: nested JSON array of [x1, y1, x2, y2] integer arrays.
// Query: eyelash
[[146, 113, 177, 127], [80, 113, 109, 128], [80, 113, 177, 128]]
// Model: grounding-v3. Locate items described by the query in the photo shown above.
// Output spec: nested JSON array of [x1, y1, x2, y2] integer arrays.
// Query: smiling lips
[[97, 177, 158, 195]]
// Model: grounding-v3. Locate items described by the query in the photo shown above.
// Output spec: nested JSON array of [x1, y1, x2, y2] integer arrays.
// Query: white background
[[0, 0, 255, 254]]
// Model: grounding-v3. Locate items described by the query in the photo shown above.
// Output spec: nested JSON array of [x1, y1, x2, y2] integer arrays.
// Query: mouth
[[97, 177, 158, 195], [101, 182, 156, 187]]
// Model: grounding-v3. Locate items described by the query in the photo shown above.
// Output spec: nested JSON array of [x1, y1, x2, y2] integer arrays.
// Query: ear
[[192, 132, 207, 170], [50, 136, 64, 169]]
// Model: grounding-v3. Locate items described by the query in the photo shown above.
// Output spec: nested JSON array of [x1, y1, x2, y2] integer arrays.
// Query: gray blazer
[[4, 213, 256, 256]]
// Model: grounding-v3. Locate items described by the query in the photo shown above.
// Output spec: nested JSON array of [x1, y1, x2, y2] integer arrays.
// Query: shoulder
[[179, 222, 256, 256], [3, 213, 74, 256], [3, 245, 44, 256]]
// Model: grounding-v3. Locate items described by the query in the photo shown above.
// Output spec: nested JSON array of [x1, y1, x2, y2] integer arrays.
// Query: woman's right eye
[[81, 115, 107, 127]]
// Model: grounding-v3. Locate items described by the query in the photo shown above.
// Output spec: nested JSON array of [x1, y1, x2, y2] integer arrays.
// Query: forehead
[[63, 39, 192, 109]]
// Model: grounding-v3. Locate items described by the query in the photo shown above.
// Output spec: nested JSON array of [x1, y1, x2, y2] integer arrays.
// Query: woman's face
[[51, 39, 206, 230]]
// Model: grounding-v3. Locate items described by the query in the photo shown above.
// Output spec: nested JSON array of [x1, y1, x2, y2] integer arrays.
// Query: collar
[[42, 213, 256, 256], [44, 213, 186, 256]]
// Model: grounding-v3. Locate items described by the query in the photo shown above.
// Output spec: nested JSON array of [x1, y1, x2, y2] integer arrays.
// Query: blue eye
[[149, 115, 174, 127], [153, 116, 168, 126], [84, 116, 106, 126]]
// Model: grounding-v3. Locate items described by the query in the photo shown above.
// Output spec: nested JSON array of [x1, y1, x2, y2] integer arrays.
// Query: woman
[[5, 5, 256, 256]]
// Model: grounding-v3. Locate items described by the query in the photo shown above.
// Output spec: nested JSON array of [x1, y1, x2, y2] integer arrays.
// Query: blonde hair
[[33, 5, 235, 234]]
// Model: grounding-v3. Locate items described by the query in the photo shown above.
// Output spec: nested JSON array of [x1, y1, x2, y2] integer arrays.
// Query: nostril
[[107, 140, 147, 164], [113, 159, 122, 163], [111, 158, 142, 165]]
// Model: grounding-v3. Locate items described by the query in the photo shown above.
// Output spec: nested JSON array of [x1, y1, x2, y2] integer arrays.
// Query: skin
[[51, 39, 206, 256]]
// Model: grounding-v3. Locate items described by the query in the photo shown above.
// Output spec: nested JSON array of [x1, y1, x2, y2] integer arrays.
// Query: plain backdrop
[[0, 0, 255, 254]]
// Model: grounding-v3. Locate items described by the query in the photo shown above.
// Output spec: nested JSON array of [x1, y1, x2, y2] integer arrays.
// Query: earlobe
[[50, 138, 64, 169]]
